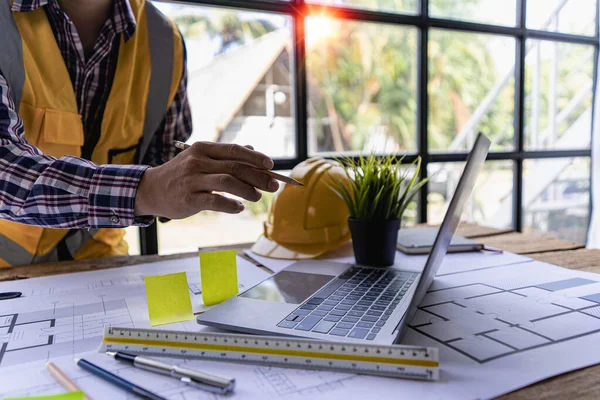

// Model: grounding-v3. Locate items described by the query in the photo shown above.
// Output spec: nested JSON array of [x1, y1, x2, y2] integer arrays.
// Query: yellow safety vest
[[0, 0, 183, 267]]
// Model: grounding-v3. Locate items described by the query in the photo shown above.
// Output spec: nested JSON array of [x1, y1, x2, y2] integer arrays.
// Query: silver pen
[[107, 351, 235, 394]]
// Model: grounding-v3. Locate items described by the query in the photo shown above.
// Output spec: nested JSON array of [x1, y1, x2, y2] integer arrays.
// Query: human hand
[[134, 142, 279, 219]]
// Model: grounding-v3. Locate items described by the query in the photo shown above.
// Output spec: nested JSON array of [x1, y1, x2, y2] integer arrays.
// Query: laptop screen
[[396, 133, 491, 341]]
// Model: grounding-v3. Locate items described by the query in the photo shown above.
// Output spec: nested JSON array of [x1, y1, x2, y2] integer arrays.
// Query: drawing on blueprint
[[253, 366, 355, 397], [0, 298, 133, 367], [410, 277, 600, 363], [0, 354, 358, 400], [23, 274, 199, 298]]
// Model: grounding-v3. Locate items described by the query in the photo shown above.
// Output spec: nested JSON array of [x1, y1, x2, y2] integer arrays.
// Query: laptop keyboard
[[277, 266, 417, 341]]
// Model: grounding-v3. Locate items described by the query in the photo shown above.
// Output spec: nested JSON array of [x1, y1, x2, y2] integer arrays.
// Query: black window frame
[[140, 0, 600, 255]]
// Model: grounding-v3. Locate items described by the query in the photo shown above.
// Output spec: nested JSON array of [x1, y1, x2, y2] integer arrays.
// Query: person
[[0, 0, 279, 267]]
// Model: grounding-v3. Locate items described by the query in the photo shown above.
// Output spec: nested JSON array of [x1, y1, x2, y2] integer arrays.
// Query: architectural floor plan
[[411, 276, 600, 362], [0, 256, 269, 369], [0, 299, 133, 366]]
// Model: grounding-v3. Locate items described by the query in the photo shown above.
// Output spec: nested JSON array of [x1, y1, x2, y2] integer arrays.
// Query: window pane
[[306, 0, 417, 14], [523, 158, 590, 244], [124, 226, 141, 256], [399, 162, 421, 227], [429, 30, 515, 152], [154, 2, 296, 159], [429, 0, 517, 26], [527, 0, 596, 36], [427, 160, 514, 229], [524, 40, 594, 151], [306, 18, 418, 155], [402, 198, 419, 227], [157, 192, 277, 255]]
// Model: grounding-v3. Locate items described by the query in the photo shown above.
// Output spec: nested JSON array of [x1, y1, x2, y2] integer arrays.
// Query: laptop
[[197, 133, 491, 345]]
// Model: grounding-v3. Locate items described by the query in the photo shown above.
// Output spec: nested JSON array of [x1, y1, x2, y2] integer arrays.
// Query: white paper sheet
[[2, 257, 600, 400], [244, 248, 532, 276], [0, 256, 269, 369]]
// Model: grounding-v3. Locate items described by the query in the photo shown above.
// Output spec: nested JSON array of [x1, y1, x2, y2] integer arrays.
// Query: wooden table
[[1, 223, 598, 399]]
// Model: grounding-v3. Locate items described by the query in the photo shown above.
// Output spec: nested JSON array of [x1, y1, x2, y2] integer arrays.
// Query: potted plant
[[330, 155, 427, 267]]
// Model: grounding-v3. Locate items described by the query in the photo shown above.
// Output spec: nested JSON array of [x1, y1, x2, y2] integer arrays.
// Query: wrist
[[134, 167, 156, 217], [87, 164, 149, 227]]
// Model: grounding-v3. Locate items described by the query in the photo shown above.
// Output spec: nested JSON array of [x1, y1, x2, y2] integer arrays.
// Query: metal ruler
[[100, 327, 439, 381]]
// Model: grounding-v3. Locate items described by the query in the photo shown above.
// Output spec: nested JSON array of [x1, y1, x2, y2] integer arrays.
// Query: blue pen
[[0, 292, 22, 300], [75, 358, 166, 400]]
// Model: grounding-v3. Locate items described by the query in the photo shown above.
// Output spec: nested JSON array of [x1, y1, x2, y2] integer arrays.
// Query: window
[[306, 18, 418, 154], [527, 0, 597, 36], [430, 0, 517, 26], [524, 40, 594, 151], [428, 160, 514, 229], [428, 30, 516, 152], [306, 0, 418, 14], [523, 158, 591, 243], [132, 0, 599, 255], [158, 2, 296, 159]]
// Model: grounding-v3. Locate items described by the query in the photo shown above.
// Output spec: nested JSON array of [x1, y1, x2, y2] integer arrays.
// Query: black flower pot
[[348, 218, 400, 267]]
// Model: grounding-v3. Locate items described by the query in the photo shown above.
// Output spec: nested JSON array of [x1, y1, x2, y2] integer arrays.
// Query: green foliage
[[307, 22, 418, 152], [427, 30, 514, 150], [245, 192, 274, 217], [306, 0, 516, 153], [172, 12, 276, 51], [329, 155, 427, 221]]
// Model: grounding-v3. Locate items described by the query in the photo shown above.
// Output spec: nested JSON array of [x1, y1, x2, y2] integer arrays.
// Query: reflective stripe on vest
[[0, 229, 95, 265], [53, 228, 100, 261], [0, 0, 24, 112], [0, 1, 175, 265], [138, 3, 174, 163]]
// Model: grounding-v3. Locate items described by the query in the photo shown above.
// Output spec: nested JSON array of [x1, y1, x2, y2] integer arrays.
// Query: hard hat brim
[[251, 234, 350, 260]]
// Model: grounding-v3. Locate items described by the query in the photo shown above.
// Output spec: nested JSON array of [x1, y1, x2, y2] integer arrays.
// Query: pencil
[[46, 361, 93, 400], [173, 141, 303, 186]]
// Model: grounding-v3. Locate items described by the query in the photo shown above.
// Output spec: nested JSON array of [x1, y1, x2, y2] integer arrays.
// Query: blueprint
[[0, 256, 269, 369], [2, 255, 600, 399], [412, 263, 600, 363]]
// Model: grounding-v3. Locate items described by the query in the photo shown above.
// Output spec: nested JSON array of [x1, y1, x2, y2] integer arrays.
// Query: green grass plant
[[330, 155, 427, 221]]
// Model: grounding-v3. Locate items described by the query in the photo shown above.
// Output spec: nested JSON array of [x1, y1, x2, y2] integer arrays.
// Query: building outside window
[[125, 0, 599, 255]]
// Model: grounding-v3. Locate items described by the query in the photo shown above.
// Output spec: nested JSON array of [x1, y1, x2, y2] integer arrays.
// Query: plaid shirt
[[0, 0, 191, 228]]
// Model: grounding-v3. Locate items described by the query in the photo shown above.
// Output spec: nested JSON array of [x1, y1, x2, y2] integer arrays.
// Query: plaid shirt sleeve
[[0, 71, 150, 229]]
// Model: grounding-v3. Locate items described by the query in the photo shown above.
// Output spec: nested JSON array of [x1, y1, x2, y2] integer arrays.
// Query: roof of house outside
[[186, 29, 292, 143]]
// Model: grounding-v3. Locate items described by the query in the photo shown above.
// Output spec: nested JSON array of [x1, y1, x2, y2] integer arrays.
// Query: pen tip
[[74, 358, 80, 363], [106, 352, 116, 357]]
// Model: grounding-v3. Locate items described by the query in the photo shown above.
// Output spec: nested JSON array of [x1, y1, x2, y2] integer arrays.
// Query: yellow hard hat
[[251, 157, 351, 259]]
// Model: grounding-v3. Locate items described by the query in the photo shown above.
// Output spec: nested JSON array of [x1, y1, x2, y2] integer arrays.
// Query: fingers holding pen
[[183, 156, 279, 194], [189, 142, 273, 170], [190, 192, 245, 214], [190, 174, 262, 203], [134, 142, 278, 220]]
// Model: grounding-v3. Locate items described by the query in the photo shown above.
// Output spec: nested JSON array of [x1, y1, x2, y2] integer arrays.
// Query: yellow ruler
[[100, 327, 439, 381]]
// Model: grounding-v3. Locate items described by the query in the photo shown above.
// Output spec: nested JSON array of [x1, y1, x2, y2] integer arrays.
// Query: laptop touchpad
[[240, 271, 334, 304]]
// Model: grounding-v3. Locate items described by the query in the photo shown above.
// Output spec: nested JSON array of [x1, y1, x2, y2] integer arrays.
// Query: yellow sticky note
[[5, 391, 85, 400], [144, 272, 194, 326], [200, 250, 238, 306]]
